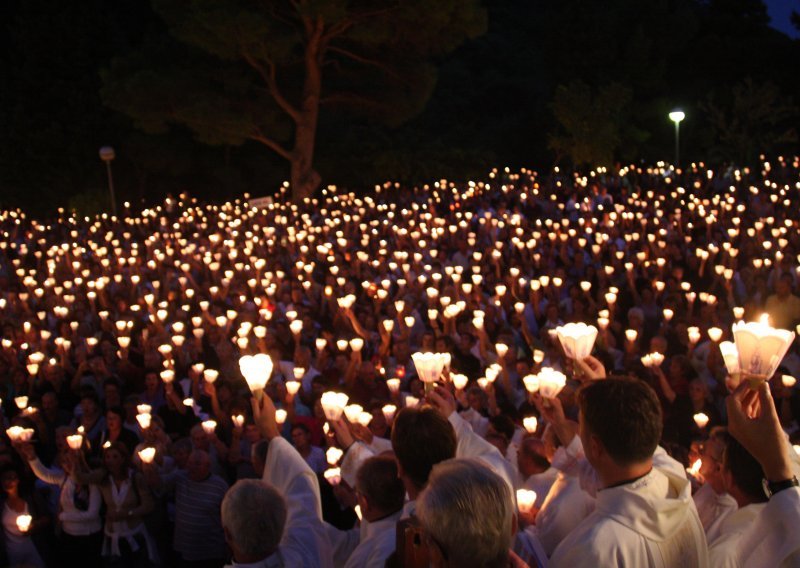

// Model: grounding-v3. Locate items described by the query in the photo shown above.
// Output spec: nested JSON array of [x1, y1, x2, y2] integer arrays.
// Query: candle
[[538, 368, 567, 399], [555, 323, 598, 360], [386, 378, 401, 393], [275, 409, 287, 425], [66, 434, 83, 450], [137, 404, 152, 416], [285, 380, 301, 396], [687, 458, 702, 476], [15, 514, 32, 533], [382, 404, 397, 422], [238, 354, 273, 400], [687, 327, 701, 344], [201, 420, 217, 435], [732, 314, 795, 384], [693, 412, 709, 428], [138, 447, 156, 464], [326, 446, 343, 465], [356, 411, 372, 427], [662, 308, 674, 321], [344, 404, 364, 423], [349, 338, 364, 352], [451, 374, 468, 390], [160, 369, 175, 383], [707, 327, 723, 342], [411, 352, 448, 390], [516, 489, 537, 514], [324, 467, 342, 486], [136, 413, 152, 429], [320, 392, 349, 421], [782, 375, 797, 388], [289, 320, 303, 335], [404, 395, 419, 408], [523, 416, 538, 433], [203, 369, 219, 384], [232, 414, 245, 428], [625, 329, 638, 342], [522, 374, 540, 394], [14, 396, 28, 410]]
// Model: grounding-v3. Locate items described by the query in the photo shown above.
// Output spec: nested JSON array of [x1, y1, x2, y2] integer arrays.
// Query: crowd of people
[[0, 158, 799, 567]]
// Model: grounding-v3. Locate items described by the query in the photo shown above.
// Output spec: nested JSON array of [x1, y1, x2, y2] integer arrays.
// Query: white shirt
[[29, 458, 102, 536], [521, 468, 559, 509], [550, 468, 708, 567]]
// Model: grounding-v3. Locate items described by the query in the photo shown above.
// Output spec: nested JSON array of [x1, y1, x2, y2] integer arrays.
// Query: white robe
[[729, 487, 800, 567], [550, 467, 708, 567], [520, 468, 559, 509], [707, 502, 765, 567], [340, 411, 516, 495], [343, 511, 403, 568], [691, 482, 737, 542], [531, 469, 595, 556], [261, 437, 333, 568]]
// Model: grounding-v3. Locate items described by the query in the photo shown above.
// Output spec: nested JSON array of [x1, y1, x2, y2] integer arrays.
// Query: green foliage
[[548, 81, 635, 167], [700, 78, 798, 164], [102, 0, 487, 165]]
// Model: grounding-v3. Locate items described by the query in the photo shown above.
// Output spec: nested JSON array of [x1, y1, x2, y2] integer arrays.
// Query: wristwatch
[[762, 476, 799, 498]]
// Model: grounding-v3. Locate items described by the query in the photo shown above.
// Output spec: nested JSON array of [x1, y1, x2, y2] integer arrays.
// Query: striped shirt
[[173, 471, 229, 561]]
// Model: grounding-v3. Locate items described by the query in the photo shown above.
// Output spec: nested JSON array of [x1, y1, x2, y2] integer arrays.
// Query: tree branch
[[240, 47, 301, 124], [249, 129, 292, 161], [327, 45, 396, 76]]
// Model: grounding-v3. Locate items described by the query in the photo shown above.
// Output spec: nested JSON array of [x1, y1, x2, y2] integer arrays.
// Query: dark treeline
[[1, 0, 798, 214]]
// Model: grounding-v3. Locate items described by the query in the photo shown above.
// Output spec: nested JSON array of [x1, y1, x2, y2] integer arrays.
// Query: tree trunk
[[290, 122, 321, 202], [291, 20, 324, 203]]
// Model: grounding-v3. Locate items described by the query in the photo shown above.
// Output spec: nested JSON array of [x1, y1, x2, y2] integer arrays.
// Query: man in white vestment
[[717, 382, 800, 566], [691, 431, 737, 542], [707, 436, 768, 566], [549, 377, 709, 567], [221, 394, 332, 568], [516, 435, 558, 509], [341, 455, 406, 568]]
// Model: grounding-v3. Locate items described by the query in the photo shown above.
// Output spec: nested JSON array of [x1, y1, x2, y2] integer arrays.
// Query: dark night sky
[[765, 0, 799, 37]]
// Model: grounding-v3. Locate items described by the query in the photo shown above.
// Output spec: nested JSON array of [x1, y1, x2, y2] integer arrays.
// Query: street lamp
[[668, 110, 685, 168], [99, 146, 117, 215]]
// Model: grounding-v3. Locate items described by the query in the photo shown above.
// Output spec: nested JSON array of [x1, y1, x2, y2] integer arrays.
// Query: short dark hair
[[391, 407, 457, 491], [488, 415, 515, 442], [290, 423, 310, 435], [579, 377, 662, 466], [519, 436, 550, 470], [356, 455, 405, 515], [723, 437, 768, 504]]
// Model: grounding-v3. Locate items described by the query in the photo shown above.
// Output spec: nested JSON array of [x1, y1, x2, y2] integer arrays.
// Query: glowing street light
[[668, 110, 685, 167]]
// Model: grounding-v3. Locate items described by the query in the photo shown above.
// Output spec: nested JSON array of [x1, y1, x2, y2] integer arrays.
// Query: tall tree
[[102, 0, 486, 201]]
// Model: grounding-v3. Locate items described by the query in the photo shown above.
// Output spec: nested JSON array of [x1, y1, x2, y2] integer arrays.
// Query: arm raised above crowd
[[428, 386, 515, 493], [252, 394, 333, 568]]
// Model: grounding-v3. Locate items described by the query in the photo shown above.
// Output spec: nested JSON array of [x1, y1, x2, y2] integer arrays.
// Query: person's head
[[80, 390, 101, 418], [290, 423, 311, 452], [103, 442, 131, 476], [222, 480, 287, 563], [722, 437, 769, 507], [517, 436, 551, 478], [251, 439, 269, 478], [355, 455, 405, 521], [775, 273, 793, 297], [144, 372, 160, 394], [391, 407, 457, 497], [688, 378, 709, 405], [578, 378, 662, 483], [104, 378, 122, 408], [0, 465, 20, 496], [186, 449, 212, 482], [417, 459, 515, 568], [41, 391, 58, 415], [190, 424, 210, 450], [699, 432, 729, 494], [105, 406, 125, 433], [172, 438, 192, 469]]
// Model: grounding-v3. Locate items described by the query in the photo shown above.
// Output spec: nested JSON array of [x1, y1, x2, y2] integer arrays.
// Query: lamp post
[[668, 111, 685, 168], [99, 146, 117, 215]]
